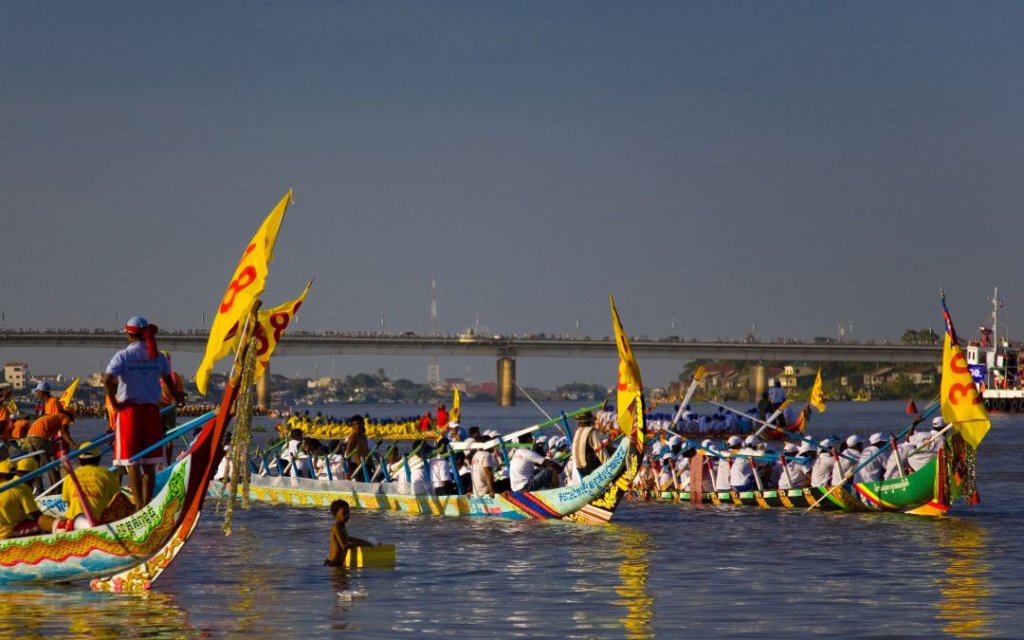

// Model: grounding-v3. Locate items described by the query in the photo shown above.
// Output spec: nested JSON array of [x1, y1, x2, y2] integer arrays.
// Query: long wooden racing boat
[[211, 427, 641, 524], [641, 432, 976, 516]]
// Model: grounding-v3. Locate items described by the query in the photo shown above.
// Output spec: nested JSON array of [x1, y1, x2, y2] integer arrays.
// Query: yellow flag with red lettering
[[609, 294, 643, 436], [253, 279, 312, 379], [451, 388, 460, 423], [195, 190, 292, 394], [940, 298, 990, 449]]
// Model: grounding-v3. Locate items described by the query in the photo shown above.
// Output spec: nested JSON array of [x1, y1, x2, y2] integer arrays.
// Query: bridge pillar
[[497, 356, 516, 406], [750, 364, 766, 403], [257, 364, 270, 411]]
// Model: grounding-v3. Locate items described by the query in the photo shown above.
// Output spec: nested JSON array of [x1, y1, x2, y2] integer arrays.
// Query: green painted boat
[[640, 433, 978, 516]]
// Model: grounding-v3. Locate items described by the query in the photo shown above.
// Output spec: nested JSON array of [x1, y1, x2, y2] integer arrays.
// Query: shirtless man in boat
[[344, 415, 371, 479], [324, 499, 372, 567]]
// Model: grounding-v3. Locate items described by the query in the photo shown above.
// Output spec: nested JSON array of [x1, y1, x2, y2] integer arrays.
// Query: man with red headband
[[103, 316, 184, 512]]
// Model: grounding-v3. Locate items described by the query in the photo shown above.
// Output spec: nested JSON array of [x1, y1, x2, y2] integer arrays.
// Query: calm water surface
[[9, 401, 1022, 639]]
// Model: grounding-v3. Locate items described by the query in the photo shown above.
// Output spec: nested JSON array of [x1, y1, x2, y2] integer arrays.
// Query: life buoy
[[997, 399, 1009, 412], [1011, 400, 1021, 413], [984, 398, 992, 411]]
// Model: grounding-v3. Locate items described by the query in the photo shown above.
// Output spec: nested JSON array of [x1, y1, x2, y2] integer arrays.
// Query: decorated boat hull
[[212, 431, 639, 524], [641, 436, 974, 517], [0, 408, 224, 588]]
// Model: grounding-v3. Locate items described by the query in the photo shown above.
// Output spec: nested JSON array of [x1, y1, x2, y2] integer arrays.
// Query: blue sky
[[3, 3, 1022, 389]]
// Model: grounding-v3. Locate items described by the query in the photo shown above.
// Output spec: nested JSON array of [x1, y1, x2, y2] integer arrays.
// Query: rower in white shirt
[[884, 438, 916, 480], [773, 443, 799, 488], [831, 435, 864, 485], [657, 452, 676, 491], [811, 439, 837, 487], [715, 436, 741, 490], [907, 417, 945, 471], [854, 432, 888, 483]]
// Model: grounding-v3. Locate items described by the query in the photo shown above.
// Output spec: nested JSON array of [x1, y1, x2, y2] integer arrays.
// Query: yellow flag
[[252, 279, 313, 379], [195, 190, 292, 394], [451, 388, 461, 423], [59, 377, 80, 409], [693, 365, 706, 383], [809, 369, 826, 413], [940, 332, 990, 449], [609, 294, 643, 436]]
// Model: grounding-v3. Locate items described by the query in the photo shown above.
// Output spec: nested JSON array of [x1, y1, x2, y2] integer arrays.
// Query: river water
[[3, 401, 1020, 638]]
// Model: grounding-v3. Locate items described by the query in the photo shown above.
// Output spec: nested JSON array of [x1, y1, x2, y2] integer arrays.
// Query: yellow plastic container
[[345, 544, 396, 568]]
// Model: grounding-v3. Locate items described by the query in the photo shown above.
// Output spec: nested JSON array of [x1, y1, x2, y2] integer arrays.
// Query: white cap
[[798, 441, 814, 454], [845, 435, 863, 447], [819, 438, 833, 449], [651, 442, 665, 456], [485, 430, 499, 438], [33, 381, 52, 393], [932, 416, 944, 429], [448, 421, 460, 429], [868, 432, 885, 445], [744, 435, 759, 447], [660, 451, 673, 461], [535, 435, 547, 444], [727, 436, 743, 447], [701, 439, 713, 449], [668, 435, 682, 447], [783, 443, 798, 454]]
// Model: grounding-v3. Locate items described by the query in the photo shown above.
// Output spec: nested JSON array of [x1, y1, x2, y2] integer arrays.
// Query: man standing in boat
[[104, 316, 183, 512]]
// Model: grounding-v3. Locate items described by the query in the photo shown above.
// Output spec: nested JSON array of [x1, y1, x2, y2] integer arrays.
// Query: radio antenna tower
[[427, 275, 440, 386]]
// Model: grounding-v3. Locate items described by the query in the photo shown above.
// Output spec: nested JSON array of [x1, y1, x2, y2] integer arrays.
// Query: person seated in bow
[[57, 442, 122, 530]]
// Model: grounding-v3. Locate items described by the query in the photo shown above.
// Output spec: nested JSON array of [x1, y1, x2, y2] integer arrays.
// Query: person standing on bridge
[[104, 316, 182, 512]]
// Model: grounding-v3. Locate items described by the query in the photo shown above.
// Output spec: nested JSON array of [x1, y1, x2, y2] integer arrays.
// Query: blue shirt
[[105, 341, 171, 404]]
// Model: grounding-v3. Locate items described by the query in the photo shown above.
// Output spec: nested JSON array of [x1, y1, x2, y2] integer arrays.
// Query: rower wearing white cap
[[714, 436, 741, 491], [811, 438, 836, 487], [855, 433, 888, 483], [773, 443, 799, 488], [884, 436, 916, 480], [779, 442, 815, 489], [657, 452, 676, 491], [729, 437, 757, 491], [831, 435, 863, 485], [907, 418, 944, 471]]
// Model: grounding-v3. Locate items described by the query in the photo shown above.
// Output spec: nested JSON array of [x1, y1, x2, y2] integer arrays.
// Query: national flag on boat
[[196, 190, 292, 394], [251, 279, 312, 379], [940, 294, 990, 449], [808, 369, 826, 413], [59, 377, 80, 410], [609, 294, 642, 436]]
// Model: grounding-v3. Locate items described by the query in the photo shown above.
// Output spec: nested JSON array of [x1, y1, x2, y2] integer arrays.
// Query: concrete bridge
[[2, 330, 941, 405]]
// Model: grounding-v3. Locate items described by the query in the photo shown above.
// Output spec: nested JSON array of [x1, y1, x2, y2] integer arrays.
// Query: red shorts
[[114, 403, 163, 466]]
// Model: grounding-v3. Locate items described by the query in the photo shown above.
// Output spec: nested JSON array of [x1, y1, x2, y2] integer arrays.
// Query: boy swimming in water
[[324, 499, 372, 567]]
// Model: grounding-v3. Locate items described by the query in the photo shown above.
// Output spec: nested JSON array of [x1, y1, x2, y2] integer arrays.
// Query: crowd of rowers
[[631, 414, 948, 494], [262, 410, 620, 498], [0, 382, 134, 539]]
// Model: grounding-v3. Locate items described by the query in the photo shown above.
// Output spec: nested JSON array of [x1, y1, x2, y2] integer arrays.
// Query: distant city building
[[444, 378, 468, 392], [4, 362, 29, 390]]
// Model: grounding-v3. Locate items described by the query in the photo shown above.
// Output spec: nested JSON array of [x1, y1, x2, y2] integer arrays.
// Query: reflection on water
[[612, 527, 654, 640], [0, 587, 198, 639], [935, 519, 995, 638]]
